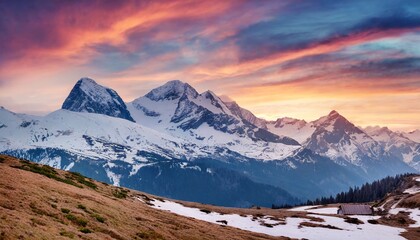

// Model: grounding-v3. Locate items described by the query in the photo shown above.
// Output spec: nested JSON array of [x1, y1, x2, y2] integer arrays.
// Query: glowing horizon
[[0, 0, 419, 131]]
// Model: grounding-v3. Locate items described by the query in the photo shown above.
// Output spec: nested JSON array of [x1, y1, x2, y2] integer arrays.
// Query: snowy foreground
[[137, 198, 419, 240]]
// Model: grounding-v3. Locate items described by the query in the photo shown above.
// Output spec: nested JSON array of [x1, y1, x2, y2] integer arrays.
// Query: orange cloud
[[1, 1, 419, 131]]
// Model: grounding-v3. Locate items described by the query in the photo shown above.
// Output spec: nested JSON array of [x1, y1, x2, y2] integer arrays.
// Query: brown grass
[[401, 227, 420, 240], [399, 194, 420, 209], [379, 211, 416, 228], [344, 217, 364, 225], [0, 155, 293, 240], [1, 154, 418, 240], [298, 221, 342, 230]]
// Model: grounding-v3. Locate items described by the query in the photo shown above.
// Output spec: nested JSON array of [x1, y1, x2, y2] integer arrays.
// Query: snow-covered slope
[[127, 80, 300, 161], [364, 126, 420, 171], [62, 77, 134, 122], [0, 107, 192, 162], [143, 197, 407, 240], [402, 129, 420, 143], [266, 117, 316, 144], [223, 100, 267, 129], [304, 111, 382, 167], [264, 112, 420, 172], [0, 106, 302, 206]]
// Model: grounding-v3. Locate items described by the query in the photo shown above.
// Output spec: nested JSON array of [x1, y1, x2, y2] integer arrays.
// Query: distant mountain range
[[0, 77, 418, 207]]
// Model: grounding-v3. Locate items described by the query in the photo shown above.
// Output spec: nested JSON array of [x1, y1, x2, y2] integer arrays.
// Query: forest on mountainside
[[274, 173, 415, 208]]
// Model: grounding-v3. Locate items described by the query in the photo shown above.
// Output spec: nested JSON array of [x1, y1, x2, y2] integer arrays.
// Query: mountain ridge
[[0, 77, 418, 206]]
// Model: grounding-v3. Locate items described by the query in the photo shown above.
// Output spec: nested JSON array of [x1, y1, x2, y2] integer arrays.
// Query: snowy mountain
[[259, 112, 420, 170], [62, 78, 134, 122], [0, 106, 301, 206], [221, 99, 316, 145], [0, 77, 418, 205], [304, 110, 382, 167], [258, 110, 416, 175], [0, 106, 192, 165], [364, 126, 420, 171], [127, 80, 300, 161]]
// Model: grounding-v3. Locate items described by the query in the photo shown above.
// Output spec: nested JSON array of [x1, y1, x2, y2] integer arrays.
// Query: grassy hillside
[[0, 155, 289, 240], [1, 154, 419, 240]]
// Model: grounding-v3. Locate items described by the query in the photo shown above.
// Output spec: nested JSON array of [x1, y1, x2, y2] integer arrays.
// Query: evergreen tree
[[278, 173, 414, 208]]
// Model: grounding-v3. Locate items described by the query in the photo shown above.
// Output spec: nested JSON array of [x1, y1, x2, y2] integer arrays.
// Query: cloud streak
[[0, 0, 419, 130]]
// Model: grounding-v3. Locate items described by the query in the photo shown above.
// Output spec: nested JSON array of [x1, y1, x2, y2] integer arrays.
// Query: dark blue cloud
[[349, 57, 420, 78], [234, 0, 420, 61], [277, 44, 420, 78], [349, 12, 420, 33]]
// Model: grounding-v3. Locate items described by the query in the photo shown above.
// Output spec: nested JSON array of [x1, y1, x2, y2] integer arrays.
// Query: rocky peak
[[145, 80, 199, 101], [62, 78, 134, 122]]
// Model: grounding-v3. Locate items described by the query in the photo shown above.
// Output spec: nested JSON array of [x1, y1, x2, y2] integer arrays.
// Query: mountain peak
[[310, 109, 370, 139], [314, 110, 345, 126], [62, 78, 134, 122], [75, 77, 104, 96], [328, 110, 340, 118], [78, 77, 96, 84], [201, 90, 220, 101], [145, 80, 199, 101]]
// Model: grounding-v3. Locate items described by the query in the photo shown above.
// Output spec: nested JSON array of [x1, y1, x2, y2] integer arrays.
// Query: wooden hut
[[337, 204, 373, 215]]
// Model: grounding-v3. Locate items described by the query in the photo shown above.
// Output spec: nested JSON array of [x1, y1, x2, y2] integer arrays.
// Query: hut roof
[[339, 204, 372, 215]]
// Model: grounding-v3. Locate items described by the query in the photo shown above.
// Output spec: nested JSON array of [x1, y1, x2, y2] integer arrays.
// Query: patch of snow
[[307, 207, 338, 214], [266, 119, 315, 144], [145, 199, 405, 240], [376, 199, 392, 211], [64, 162, 75, 171], [289, 206, 338, 214], [130, 163, 155, 176], [390, 199, 403, 210], [39, 156, 61, 169], [289, 205, 321, 212], [307, 214, 404, 240], [286, 160, 297, 169], [403, 186, 420, 194], [179, 162, 201, 171], [105, 168, 121, 186]]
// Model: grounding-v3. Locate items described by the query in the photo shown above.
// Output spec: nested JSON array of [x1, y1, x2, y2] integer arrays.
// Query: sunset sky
[[1, 0, 419, 131]]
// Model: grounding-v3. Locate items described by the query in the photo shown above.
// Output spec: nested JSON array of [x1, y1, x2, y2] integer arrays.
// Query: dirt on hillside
[[0, 155, 293, 240]]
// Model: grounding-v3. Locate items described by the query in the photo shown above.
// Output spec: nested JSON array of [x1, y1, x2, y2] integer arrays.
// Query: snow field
[[141, 198, 407, 240]]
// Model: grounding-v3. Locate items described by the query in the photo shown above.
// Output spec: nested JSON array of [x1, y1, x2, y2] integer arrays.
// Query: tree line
[[273, 173, 415, 209]]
